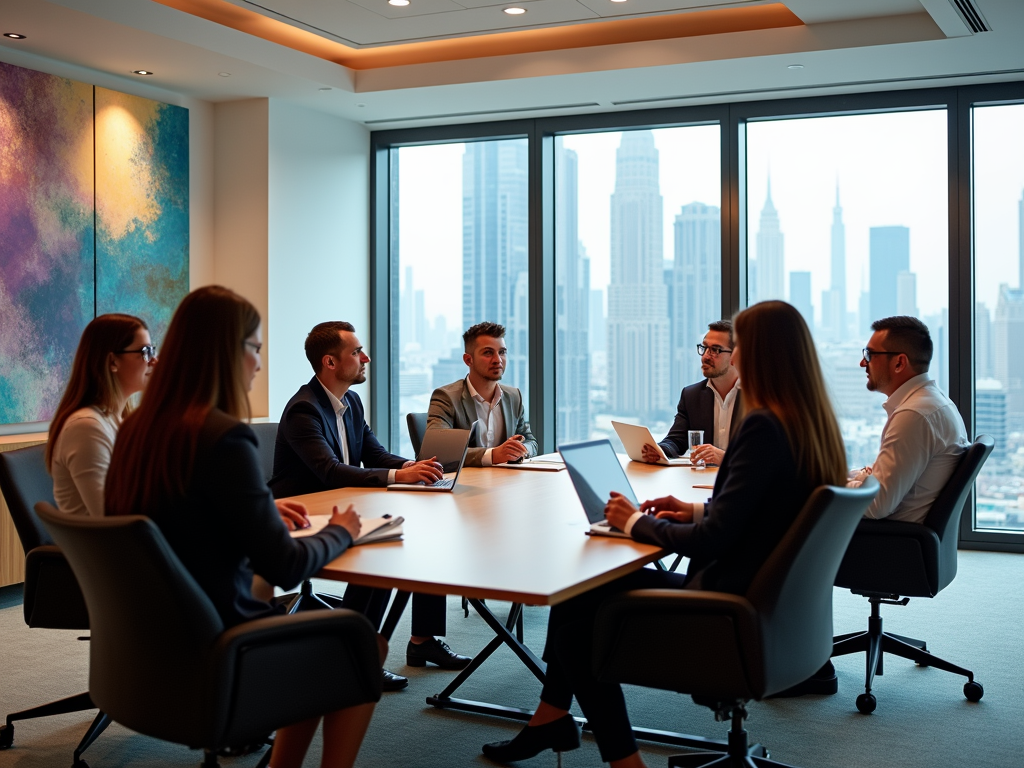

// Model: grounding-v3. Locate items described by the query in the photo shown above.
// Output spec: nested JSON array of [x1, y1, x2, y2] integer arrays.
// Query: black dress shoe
[[482, 714, 581, 763], [382, 668, 409, 691], [406, 638, 472, 669], [768, 660, 838, 698]]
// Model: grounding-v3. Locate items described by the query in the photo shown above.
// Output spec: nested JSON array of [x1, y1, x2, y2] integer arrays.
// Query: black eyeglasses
[[244, 341, 263, 355], [697, 344, 733, 357], [117, 345, 157, 363], [861, 348, 902, 363]]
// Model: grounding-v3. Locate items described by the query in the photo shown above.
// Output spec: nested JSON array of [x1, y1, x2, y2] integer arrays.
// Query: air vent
[[949, 0, 990, 33], [365, 103, 600, 125]]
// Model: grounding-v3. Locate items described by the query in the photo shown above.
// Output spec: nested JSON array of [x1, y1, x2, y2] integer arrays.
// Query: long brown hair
[[733, 301, 847, 487], [106, 286, 260, 515], [46, 314, 147, 471]]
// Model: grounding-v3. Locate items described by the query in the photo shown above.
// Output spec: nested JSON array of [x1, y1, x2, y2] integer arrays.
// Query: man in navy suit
[[271, 322, 471, 690], [645, 320, 742, 467]]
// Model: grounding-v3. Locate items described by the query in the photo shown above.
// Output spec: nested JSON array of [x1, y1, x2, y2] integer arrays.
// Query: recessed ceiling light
[[787, 64, 804, 70], [610, 0, 628, 4], [132, 70, 154, 76], [504, 6, 526, 14], [3, 33, 27, 39], [218, 71, 232, 77], [389, 0, 410, 6]]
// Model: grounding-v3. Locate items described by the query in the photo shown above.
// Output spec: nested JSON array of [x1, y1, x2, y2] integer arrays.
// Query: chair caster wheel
[[964, 681, 984, 702], [0, 723, 13, 749], [856, 693, 876, 714]]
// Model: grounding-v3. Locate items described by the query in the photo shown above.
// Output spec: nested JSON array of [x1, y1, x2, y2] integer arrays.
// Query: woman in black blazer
[[483, 301, 848, 768], [107, 286, 375, 768]]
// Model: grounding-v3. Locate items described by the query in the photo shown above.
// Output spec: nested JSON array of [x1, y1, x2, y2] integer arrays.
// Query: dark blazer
[[144, 409, 352, 628], [659, 380, 743, 458], [270, 377, 407, 498], [427, 379, 538, 467], [632, 409, 810, 596]]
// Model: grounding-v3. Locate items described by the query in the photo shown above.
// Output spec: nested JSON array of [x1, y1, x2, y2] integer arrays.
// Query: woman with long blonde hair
[[482, 300, 847, 768]]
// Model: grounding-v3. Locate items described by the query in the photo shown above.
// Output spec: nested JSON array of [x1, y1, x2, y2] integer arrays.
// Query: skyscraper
[[790, 271, 813, 330], [897, 270, 918, 317], [822, 183, 847, 341], [555, 144, 590, 442], [607, 131, 670, 419], [994, 284, 1024, 431], [671, 201, 720, 394], [754, 177, 785, 302], [462, 140, 529, 394], [1019, 189, 1024, 290], [869, 225, 910, 322]]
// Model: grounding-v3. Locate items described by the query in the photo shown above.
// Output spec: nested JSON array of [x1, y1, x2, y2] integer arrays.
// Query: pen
[[692, 484, 714, 490]]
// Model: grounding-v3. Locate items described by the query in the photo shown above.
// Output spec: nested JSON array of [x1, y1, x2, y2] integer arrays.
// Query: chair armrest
[[594, 589, 764, 700], [24, 545, 90, 630], [202, 609, 382, 749]]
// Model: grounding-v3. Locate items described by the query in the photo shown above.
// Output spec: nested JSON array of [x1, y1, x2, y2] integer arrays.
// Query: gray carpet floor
[[1, 550, 1020, 768]]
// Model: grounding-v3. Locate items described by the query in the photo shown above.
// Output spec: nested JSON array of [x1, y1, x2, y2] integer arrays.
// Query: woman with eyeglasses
[[482, 301, 847, 768], [106, 285, 375, 768], [47, 314, 157, 517]]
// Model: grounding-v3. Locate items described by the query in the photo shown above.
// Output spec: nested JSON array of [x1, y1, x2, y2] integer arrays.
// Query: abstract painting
[[0, 62, 94, 424]]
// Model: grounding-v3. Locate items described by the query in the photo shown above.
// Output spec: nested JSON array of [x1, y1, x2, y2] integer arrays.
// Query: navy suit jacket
[[269, 376, 407, 498], [659, 379, 743, 458]]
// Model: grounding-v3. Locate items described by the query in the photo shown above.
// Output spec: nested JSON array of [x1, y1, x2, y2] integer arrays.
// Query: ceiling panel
[[575, 0, 763, 20]]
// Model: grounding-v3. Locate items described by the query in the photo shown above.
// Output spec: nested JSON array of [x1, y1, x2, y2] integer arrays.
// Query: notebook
[[496, 452, 566, 471], [290, 515, 404, 545], [611, 421, 690, 466], [558, 439, 639, 538]]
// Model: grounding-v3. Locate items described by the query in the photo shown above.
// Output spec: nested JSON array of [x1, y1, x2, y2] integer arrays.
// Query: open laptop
[[558, 439, 639, 538], [387, 422, 477, 492], [611, 421, 690, 466]]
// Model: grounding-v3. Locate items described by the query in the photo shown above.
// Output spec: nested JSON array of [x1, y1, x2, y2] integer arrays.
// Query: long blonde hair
[[733, 301, 847, 487]]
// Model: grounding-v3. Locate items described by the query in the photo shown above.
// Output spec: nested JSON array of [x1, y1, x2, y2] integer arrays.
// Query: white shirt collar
[[466, 375, 502, 407], [883, 372, 932, 415], [705, 377, 741, 399], [317, 377, 348, 416]]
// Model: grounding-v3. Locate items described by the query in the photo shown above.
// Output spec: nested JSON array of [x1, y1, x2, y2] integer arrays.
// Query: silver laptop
[[558, 439, 638, 538], [611, 421, 690, 466], [387, 422, 476, 492]]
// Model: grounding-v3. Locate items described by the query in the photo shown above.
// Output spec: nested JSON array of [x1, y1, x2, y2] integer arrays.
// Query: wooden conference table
[[289, 459, 724, 751]]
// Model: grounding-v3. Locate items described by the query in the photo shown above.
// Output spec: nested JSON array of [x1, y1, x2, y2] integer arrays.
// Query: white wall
[[267, 101, 371, 420]]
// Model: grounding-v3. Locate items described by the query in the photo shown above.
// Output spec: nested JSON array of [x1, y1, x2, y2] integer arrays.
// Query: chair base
[[669, 703, 797, 768], [832, 595, 980, 713], [284, 580, 346, 614], [1, 691, 111, 765]]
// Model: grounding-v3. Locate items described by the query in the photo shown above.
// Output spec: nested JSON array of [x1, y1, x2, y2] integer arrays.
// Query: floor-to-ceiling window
[[745, 110, 950, 470], [972, 102, 1024, 532], [553, 126, 721, 448]]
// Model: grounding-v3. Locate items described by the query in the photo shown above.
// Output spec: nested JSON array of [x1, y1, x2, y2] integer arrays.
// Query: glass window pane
[[973, 103, 1024, 532], [746, 111, 949, 470], [391, 139, 529, 457], [554, 126, 722, 447]]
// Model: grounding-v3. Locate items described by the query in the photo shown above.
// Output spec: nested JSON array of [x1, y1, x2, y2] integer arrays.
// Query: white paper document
[[290, 515, 404, 545]]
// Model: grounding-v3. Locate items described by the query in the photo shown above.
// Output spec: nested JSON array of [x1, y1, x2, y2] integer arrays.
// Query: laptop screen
[[558, 439, 639, 524]]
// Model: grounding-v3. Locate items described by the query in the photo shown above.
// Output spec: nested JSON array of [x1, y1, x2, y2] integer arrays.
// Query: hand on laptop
[[640, 495, 695, 523], [493, 435, 529, 465], [396, 457, 445, 485], [690, 444, 724, 466], [604, 491, 639, 530], [275, 499, 311, 530], [329, 503, 361, 540], [640, 443, 663, 464]]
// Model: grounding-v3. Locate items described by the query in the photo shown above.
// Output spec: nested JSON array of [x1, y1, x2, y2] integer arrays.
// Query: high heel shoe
[[482, 714, 581, 763]]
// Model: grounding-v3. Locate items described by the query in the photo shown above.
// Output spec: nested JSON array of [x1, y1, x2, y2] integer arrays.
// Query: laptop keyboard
[[433, 478, 455, 489]]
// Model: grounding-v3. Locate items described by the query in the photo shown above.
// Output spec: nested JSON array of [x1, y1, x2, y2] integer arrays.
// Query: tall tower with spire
[[822, 182, 847, 341], [754, 176, 785, 302], [607, 131, 670, 418]]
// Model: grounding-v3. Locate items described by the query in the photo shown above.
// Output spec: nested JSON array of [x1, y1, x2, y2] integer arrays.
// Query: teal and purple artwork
[[0, 61, 188, 426]]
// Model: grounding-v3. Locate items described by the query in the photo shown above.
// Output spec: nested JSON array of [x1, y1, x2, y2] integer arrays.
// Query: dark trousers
[[341, 585, 447, 637], [540, 567, 691, 763]]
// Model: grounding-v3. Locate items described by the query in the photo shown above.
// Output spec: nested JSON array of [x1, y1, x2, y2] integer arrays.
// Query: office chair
[[593, 478, 879, 767], [407, 412, 428, 456], [248, 422, 279, 486], [0, 445, 110, 766], [831, 435, 993, 714], [37, 502, 382, 768]]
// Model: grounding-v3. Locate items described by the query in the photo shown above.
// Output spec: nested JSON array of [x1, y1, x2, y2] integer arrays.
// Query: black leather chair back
[[37, 503, 224, 741], [0, 444, 56, 552], [248, 422, 279, 484], [407, 412, 428, 457], [921, 435, 994, 590]]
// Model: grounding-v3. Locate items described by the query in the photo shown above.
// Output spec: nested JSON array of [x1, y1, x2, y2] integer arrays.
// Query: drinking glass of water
[[688, 430, 706, 470]]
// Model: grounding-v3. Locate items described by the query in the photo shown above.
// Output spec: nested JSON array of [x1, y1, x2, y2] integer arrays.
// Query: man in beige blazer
[[428, 321, 539, 466]]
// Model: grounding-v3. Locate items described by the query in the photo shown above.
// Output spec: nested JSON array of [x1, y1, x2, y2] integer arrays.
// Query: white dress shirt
[[708, 378, 741, 450], [466, 375, 506, 467], [51, 406, 120, 517], [318, 379, 402, 484], [851, 373, 969, 523]]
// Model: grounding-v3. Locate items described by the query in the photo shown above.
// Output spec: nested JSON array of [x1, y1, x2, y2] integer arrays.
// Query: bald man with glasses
[[642, 319, 743, 467]]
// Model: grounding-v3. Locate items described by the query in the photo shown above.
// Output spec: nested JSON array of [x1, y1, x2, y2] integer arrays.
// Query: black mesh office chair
[[0, 445, 110, 766], [831, 435, 993, 714], [593, 479, 879, 768], [37, 502, 381, 768], [407, 412, 428, 457], [248, 422, 279, 485]]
